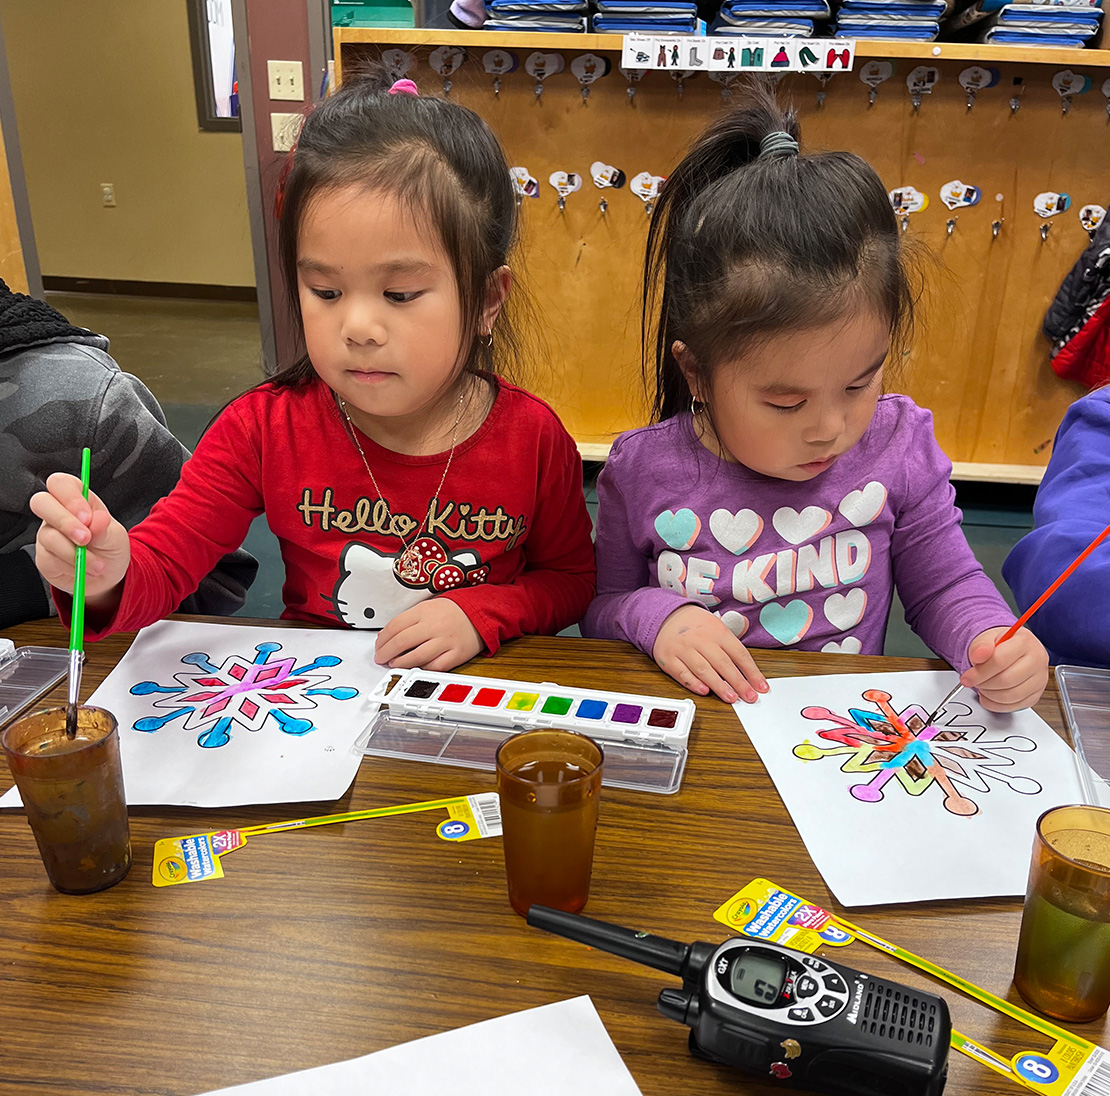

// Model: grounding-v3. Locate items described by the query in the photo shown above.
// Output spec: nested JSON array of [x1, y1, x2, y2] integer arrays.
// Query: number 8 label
[[1014, 1054, 1059, 1085], [437, 819, 471, 841]]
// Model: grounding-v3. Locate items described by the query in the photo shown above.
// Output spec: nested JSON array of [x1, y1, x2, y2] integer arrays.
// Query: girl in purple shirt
[[582, 84, 1048, 712]]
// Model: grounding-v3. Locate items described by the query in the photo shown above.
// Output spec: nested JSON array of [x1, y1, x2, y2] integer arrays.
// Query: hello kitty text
[[297, 489, 528, 549]]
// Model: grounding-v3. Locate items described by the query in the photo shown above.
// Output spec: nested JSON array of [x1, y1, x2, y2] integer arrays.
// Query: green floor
[[45, 291, 1034, 657]]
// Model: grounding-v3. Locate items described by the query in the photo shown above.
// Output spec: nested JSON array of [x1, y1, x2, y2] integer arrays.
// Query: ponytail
[[643, 78, 912, 423]]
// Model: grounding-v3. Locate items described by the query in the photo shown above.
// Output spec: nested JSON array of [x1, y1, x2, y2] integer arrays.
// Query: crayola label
[[713, 878, 855, 952]]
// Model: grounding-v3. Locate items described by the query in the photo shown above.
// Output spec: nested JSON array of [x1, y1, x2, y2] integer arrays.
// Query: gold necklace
[[337, 389, 466, 579]]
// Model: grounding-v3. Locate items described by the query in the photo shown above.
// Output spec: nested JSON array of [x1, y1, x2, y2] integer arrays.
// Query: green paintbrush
[[65, 447, 91, 739]]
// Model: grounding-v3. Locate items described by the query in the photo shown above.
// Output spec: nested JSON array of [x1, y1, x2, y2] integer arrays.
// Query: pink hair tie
[[388, 79, 419, 96]]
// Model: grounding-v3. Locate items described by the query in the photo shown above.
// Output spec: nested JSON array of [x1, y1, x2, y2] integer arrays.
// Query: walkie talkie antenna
[[527, 906, 689, 977]]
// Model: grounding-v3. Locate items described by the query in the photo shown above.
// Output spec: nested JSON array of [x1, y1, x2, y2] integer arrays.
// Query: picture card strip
[[621, 34, 855, 74]]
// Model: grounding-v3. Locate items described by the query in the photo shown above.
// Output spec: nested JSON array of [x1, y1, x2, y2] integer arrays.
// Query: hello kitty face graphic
[[325, 539, 488, 629]]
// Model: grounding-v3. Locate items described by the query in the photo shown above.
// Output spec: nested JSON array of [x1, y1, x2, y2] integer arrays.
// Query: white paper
[[1, 620, 386, 808], [196, 996, 643, 1096], [734, 670, 1093, 907]]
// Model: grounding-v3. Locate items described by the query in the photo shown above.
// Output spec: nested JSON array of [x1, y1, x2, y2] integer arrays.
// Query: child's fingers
[[678, 649, 744, 703], [424, 648, 469, 673], [35, 524, 81, 568], [30, 489, 93, 546], [87, 508, 114, 544], [977, 670, 1046, 711], [34, 539, 80, 590], [44, 471, 90, 512], [697, 646, 752, 704], [720, 634, 769, 695], [978, 684, 1041, 712], [967, 651, 1038, 692], [36, 523, 106, 573], [385, 636, 451, 670], [374, 614, 447, 667], [661, 656, 711, 697]]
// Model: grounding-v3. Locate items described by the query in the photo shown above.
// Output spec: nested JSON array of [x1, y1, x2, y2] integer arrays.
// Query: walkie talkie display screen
[[729, 951, 787, 1006]]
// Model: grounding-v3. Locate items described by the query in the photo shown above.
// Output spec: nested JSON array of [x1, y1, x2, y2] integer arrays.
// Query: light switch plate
[[270, 112, 303, 153], [267, 60, 304, 101]]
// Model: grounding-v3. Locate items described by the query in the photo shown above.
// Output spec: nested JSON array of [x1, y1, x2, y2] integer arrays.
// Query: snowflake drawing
[[129, 642, 359, 749], [792, 687, 1042, 817]]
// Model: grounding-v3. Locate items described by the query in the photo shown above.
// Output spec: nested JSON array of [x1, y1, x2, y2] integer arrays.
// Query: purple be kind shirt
[[582, 396, 1015, 672]]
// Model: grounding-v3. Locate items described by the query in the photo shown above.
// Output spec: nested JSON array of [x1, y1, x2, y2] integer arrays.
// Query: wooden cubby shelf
[[337, 27, 1106, 482]]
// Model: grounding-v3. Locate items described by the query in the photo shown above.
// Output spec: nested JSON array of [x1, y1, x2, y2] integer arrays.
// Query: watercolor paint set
[[0, 643, 70, 730], [356, 668, 695, 794]]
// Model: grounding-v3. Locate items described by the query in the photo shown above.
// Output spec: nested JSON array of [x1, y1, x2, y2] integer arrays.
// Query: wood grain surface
[[1, 616, 1106, 1095]]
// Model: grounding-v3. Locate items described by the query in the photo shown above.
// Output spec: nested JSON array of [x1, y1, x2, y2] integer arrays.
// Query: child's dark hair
[[645, 79, 915, 422], [271, 65, 523, 386]]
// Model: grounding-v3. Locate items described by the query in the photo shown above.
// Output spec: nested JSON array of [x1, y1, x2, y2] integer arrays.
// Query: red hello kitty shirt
[[74, 377, 596, 655]]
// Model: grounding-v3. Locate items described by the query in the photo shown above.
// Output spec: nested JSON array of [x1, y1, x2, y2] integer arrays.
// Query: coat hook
[[946, 217, 958, 236], [992, 218, 1004, 239], [1040, 222, 1051, 241]]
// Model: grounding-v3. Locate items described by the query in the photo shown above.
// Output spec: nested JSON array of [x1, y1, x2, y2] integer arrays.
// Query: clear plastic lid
[[355, 710, 688, 795], [1055, 665, 1110, 807], [0, 645, 71, 732]]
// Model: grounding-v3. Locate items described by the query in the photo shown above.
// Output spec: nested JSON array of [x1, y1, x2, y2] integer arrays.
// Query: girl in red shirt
[[31, 73, 596, 670]]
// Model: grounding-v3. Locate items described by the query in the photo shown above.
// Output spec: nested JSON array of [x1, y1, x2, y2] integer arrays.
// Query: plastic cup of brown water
[[1013, 804, 1110, 1022], [2, 706, 131, 894], [495, 729, 603, 917]]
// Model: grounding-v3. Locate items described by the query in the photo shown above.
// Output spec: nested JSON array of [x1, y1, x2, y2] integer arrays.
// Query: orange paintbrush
[[924, 518, 1110, 726]]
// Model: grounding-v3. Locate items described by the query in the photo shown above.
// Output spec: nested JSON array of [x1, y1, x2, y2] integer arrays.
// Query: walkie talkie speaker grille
[[860, 984, 941, 1047]]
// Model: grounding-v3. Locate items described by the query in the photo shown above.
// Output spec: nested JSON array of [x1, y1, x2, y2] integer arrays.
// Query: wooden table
[[1, 618, 1106, 1096]]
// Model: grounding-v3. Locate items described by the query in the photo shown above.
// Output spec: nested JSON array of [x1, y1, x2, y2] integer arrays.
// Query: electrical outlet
[[270, 112, 303, 153], [267, 60, 304, 101], [100, 183, 116, 207]]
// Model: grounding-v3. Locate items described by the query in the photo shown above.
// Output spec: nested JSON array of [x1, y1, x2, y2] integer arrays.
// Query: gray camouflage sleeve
[[90, 372, 257, 616]]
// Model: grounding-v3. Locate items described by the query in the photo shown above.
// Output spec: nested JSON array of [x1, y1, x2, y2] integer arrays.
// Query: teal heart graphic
[[653, 508, 701, 550], [759, 599, 814, 645]]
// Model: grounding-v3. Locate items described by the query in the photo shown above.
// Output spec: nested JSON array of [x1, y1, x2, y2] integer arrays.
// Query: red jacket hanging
[[1052, 293, 1110, 390]]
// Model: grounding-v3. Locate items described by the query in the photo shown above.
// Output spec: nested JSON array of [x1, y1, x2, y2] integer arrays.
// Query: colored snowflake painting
[[130, 641, 359, 749], [792, 687, 1042, 817]]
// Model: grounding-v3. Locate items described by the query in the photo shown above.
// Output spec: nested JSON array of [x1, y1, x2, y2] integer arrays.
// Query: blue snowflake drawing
[[129, 642, 359, 748]]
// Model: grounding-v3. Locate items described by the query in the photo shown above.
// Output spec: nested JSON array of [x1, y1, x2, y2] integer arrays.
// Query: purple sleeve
[[1002, 391, 1110, 666], [448, 0, 486, 26], [891, 412, 1015, 671], [581, 445, 697, 653]]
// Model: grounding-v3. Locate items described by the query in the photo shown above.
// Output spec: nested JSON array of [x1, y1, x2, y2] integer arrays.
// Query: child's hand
[[961, 626, 1049, 712], [30, 472, 131, 606], [375, 598, 484, 671], [652, 604, 769, 704]]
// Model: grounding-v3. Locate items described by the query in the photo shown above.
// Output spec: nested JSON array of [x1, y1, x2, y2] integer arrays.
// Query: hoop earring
[[480, 331, 494, 348], [691, 396, 705, 416]]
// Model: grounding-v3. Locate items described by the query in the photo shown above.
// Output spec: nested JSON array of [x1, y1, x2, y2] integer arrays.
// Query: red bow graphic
[[395, 537, 490, 593]]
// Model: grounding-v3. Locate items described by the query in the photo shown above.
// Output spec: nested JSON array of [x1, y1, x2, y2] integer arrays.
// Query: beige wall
[[1, 0, 254, 286]]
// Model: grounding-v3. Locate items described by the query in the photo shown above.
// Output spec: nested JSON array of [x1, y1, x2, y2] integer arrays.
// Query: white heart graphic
[[838, 481, 887, 527], [772, 506, 831, 546], [710, 509, 763, 555], [720, 610, 749, 639], [821, 637, 862, 654], [823, 589, 867, 630]]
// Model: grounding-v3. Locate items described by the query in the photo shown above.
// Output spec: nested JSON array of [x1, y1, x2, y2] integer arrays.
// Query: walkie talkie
[[527, 906, 950, 1096]]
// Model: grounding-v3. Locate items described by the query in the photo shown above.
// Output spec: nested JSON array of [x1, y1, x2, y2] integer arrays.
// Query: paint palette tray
[[1055, 664, 1110, 806], [0, 644, 71, 731], [356, 669, 694, 794]]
